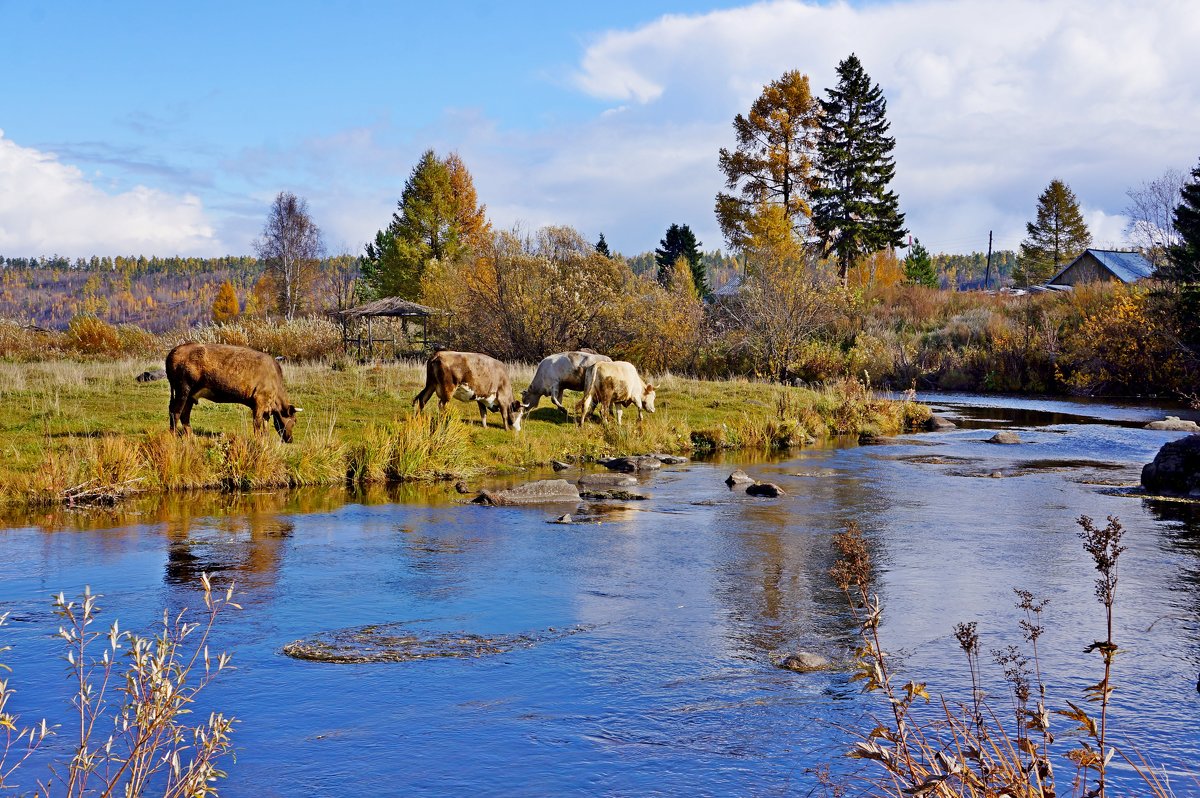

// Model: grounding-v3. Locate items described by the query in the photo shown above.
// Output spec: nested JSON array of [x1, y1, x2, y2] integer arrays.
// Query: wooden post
[[367, 316, 374, 360]]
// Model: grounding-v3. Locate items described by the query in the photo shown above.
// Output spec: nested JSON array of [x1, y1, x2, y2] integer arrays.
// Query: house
[[1047, 249, 1155, 287]]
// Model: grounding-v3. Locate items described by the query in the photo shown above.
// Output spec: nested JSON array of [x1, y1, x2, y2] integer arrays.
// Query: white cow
[[521, 350, 612, 419], [578, 360, 656, 425]]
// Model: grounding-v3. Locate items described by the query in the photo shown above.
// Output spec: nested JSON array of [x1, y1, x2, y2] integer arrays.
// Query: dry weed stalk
[[0, 575, 239, 796], [828, 515, 1175, 798]]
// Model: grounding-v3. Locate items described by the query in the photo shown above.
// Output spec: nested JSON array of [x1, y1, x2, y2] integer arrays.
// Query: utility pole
[[983, 230, 994, 292]]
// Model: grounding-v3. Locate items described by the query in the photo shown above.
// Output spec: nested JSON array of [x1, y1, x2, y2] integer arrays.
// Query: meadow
[[0, 357, 926, 508]]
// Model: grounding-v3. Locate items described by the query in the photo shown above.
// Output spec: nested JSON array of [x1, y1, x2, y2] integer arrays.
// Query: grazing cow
[[166, 343, 302, 442], [578, 360, 656, 425], [413, 351, 524, 432], [521, 350, 612, 418]]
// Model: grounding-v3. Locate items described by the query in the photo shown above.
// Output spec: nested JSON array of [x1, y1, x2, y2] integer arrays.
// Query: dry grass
[[0, 575, 238, 795], [826, 516, 1185, 798], [0, 358, 919, 509]]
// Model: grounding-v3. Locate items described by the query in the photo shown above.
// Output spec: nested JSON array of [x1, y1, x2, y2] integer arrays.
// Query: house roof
[[1049, 249, 1155, 284], [336, 297, 449, 318]]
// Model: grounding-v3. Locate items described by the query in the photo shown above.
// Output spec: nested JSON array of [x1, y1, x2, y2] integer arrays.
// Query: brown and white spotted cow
[[412, 350, 525, 432]]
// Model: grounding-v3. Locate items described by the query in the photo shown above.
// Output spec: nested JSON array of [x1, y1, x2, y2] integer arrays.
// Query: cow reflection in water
[[163, 494, 296, 588]]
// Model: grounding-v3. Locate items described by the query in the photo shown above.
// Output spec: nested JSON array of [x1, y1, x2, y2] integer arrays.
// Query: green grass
[[0, 359, 924, 507]]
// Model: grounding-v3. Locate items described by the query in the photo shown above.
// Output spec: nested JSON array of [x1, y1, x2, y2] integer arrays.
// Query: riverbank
[[0, 359, 928, 508]]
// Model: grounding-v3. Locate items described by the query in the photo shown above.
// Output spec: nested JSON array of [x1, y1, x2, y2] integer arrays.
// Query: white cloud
[[0, 129, 221, 257], [552, 0, 1200, 254]]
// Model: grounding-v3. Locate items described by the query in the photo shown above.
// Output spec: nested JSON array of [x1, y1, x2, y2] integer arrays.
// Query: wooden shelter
[[336, 297, 450, 359]]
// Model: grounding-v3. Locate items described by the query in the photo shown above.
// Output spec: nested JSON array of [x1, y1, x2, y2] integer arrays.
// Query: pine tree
[[595, 232, 611, 257], [1015, 179, 1091, 286], [361, 150, 488, 300], [716, 70, 821, 250], [655, 223, 708, 297], [903, 239, 937, 288], [210, 280, 240, 323], [812, 54, 906, 285], [1166, 158, 1200, 352]]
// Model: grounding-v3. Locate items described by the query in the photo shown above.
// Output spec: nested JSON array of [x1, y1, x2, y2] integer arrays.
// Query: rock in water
[[472, 479, 581, 506], [924, 414, 956, 430], [725, 469, 754, 486], [599, 456, 662, 473], [1145, 416, 1200, 432], [746, 482, 786, 498], [649, 453, 689, 465], [454, 481, 472, 494], [578, 473, 638, 488], [549, 513, 572, 524], [775, 651, 832, 673], [1142, 434, 1200, 496], [987, 431, 1021, 444], [550, 460, 571, 471]]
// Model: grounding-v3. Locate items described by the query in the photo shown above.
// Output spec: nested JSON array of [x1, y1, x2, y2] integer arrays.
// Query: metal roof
[[1048, 249, 1155, 285]]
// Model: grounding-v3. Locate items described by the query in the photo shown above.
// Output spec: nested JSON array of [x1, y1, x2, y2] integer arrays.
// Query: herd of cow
[[165, 342, 656, 441]]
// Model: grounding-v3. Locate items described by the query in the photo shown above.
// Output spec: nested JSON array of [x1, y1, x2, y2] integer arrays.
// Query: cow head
[[510, 401, 527, 433], [643, 384, 656, 413], [273, 404, 302, 442], [519, 387, 538, 410]]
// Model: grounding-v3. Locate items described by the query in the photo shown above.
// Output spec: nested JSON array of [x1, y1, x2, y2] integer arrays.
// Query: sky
[[1, 0, 1198, 259]]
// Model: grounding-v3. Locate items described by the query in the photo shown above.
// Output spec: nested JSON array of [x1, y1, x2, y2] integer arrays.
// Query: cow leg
[[413, 385, 436, 413], [551, 388, 567, 415], [478, 401, 488, 428], [579, 395, 593, 426], [179, 397, 197, 436], [615, 406, 623, 425], [169, 389, 187, 434]]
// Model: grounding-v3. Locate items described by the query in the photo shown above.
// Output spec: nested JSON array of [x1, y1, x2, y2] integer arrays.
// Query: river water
[[1, 394, 1198, 796]]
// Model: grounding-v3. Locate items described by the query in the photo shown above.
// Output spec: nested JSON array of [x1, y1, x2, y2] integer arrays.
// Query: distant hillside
[[0, 255, 357, 332]]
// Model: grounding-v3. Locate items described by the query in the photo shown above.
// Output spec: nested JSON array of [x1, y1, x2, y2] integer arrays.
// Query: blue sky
[[2, 0, 1198, 258]]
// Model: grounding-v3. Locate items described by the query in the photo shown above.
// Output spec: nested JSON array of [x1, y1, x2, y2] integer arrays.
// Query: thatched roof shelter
[[336, 297, 449, 320], [336, 297, 451, 358]]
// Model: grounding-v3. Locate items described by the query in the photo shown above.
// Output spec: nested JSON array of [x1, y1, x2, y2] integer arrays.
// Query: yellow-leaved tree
[[211, 280, 241, 323]]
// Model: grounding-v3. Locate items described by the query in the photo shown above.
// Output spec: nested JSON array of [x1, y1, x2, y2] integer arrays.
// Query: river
[[0, 393, 1198, 796]]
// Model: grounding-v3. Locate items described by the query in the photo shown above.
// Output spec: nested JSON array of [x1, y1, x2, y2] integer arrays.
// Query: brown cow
[[166, 342, 302, 442], [413, 351, 524, 432]]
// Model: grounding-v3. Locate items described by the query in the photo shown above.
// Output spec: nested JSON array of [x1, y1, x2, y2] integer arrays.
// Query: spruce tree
[[1015, 179, 1091, 286], [903, 239, 937, 288], [812, 54, 906, 285], [595, 232, 611, 257], [655, 223, 708, 298], [1166, 158, 1200, 351]]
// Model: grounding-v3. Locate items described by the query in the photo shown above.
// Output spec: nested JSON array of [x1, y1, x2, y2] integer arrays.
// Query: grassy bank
[[0, 358, 927, 508]]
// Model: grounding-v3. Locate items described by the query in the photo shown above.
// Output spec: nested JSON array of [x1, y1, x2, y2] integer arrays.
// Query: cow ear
[[644, 384, 654, 393]]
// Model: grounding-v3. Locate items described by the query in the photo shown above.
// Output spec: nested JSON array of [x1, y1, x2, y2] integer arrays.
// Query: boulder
[[775, 651, 832, 673], [599, 456, 662, 473], [472, 479, 581, 506], [987, 431, 1021, 445], [924, 414, 957, 431], [1142, 434, 1200, 496], [725, 469, 755, 487], [648, 453, 689, 465], [135, 368, 167, 383], [454, 481, 472, 494], [578, 473, 638, 488], [1145, 416, 1200, 432], [746, 482, 786, 498], [550, 459, 571, 471], [579, 489, 648, 501], [549, 513, 573, 524]]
